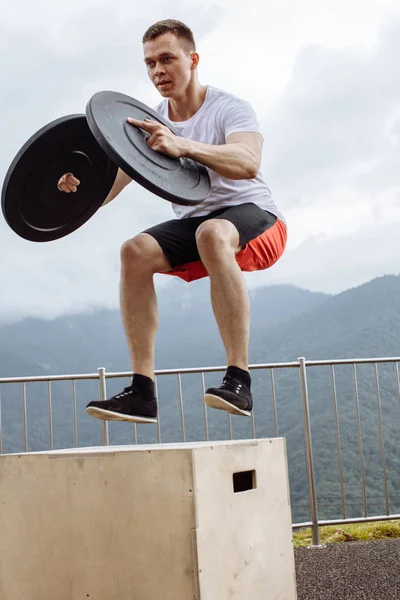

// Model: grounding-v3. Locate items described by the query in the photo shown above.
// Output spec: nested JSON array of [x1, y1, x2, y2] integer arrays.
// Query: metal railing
[[1, 355, 400, 547]]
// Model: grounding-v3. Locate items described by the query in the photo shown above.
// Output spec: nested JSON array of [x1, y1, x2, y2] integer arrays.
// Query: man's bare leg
[[119, 233, 171, 380], [196, 219, 249, 370], [196, 219, 253, 416], [86, 233, 171, 422]]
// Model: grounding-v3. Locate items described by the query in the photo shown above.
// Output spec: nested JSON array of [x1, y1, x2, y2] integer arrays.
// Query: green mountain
[[1, 275, 399, 525]]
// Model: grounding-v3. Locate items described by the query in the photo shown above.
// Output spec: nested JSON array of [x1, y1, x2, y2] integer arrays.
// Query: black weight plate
[[86, 91, 210, 206], [1, 114, 118, 242]]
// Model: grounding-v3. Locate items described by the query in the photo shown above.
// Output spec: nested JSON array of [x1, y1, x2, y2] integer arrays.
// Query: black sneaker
[[86, 385, 157, 424], [204, 375, 253, 417]]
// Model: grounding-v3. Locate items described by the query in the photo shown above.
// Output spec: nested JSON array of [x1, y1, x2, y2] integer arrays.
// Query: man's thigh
[[143, 203, 276, 267], [142, 203, 284, 283]]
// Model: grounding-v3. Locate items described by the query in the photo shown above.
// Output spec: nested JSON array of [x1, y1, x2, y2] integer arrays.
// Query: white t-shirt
[[153, 85, 285, 223]]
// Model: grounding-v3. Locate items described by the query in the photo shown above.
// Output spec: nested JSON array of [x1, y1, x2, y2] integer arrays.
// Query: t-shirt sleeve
[[221, 98, 262, 139]]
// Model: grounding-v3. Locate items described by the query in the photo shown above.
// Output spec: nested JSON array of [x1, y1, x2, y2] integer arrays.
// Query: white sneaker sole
[[86, 406, 157, 424], [203, 393, 251, 417]]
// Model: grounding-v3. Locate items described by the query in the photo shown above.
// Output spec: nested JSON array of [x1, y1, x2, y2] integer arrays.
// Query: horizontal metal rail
[[2, 356, 400, 384], [293, 513, 400, 530]]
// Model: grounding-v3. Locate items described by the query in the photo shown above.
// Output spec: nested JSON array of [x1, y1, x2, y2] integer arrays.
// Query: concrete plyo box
[[0, 438, 297, 600]]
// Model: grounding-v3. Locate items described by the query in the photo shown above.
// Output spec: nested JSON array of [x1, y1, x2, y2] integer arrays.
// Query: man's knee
[[120, 234, 170, 274], [196, 219, 240, 255], [121, 234, 147, 262]]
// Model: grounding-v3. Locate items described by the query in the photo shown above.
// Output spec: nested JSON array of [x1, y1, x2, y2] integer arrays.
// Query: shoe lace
[[220, 377, 243, 395], [115, 386, 133, 399]]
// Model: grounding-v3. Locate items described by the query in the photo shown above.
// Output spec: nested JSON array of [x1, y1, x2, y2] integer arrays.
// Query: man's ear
[[190, 52, 200, 70]]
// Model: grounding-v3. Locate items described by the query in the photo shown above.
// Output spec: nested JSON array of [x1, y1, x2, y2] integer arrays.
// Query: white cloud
[[263, 18, 400, 204], [249, 16, 400, 294], [1, 0, 400, 322]]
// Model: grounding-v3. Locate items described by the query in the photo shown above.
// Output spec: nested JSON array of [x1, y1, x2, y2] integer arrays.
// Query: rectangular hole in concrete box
[[233, 469, 257, 493]]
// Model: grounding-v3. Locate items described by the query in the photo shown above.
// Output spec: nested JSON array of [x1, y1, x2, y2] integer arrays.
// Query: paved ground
[[295, 538, 400, 599]]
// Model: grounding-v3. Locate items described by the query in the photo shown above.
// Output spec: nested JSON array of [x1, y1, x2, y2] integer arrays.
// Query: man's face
[[143, 32, 195, 98]]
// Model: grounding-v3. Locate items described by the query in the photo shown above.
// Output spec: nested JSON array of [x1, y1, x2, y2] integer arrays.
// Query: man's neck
[[167, 82, 207, 122]]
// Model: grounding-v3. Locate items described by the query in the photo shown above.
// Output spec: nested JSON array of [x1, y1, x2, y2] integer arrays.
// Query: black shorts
[[143, 203, 277, 268]]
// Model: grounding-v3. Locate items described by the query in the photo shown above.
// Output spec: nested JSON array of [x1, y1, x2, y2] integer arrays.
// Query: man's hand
[[127, 118, 188, 159], [57, 173, 80, 193]]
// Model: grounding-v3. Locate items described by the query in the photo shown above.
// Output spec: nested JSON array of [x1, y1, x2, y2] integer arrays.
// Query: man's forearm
[[102, 169, 132, 206], [181, 139, 260, 180]]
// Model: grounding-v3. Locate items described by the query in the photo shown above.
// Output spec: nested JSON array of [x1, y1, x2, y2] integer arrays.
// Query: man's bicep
[[226, 131, 263, 162], [102, 168, 132, 206]]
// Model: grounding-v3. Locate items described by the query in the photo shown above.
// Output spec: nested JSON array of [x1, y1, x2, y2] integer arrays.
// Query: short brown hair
[[142, 19, 196, 52]]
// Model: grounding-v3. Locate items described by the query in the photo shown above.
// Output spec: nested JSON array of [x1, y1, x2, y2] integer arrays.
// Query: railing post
[[298, 357, 323, 547], [0, 392, 2, 455], [98, 368, 109, 446]]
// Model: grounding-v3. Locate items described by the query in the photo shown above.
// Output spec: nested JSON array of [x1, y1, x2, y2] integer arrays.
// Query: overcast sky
[[1, 0, 400, 322]]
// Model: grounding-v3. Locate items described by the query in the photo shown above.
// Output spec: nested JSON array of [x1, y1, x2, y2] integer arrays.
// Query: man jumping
[[59, 19, 287, 424]]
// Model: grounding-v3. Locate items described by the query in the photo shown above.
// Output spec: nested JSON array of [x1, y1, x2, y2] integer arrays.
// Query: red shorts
[[143, 203, 287, 283]]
